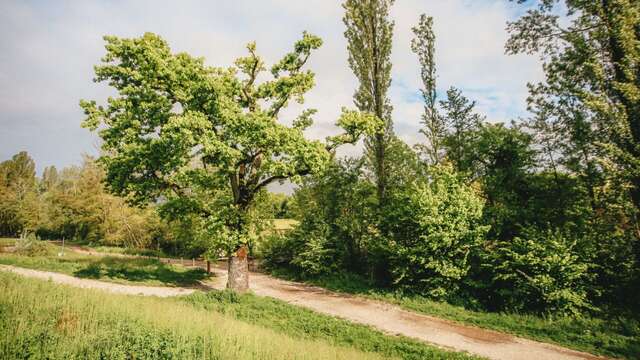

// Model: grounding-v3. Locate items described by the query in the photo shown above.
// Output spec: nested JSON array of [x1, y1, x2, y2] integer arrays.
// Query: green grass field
[[269, 270, 640, 359], [0, 272, 477, 359], [0, 272, 384, 360], [0, 241, 208, 287]]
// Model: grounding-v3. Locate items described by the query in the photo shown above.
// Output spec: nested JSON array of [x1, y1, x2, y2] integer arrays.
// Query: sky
[[0, 0, 543, 177]]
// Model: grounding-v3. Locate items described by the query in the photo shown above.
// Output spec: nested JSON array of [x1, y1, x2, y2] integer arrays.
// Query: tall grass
[[0, 272, 387, 360]]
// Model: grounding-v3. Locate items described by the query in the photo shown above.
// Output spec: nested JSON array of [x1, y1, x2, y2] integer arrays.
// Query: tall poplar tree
[[343, 0, 394, 202], [440, 87, 484, 173], [411, 13, 445, 165]]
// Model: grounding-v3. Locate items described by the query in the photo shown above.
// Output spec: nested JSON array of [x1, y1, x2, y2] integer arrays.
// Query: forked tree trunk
[[226, 244, 249, 293]]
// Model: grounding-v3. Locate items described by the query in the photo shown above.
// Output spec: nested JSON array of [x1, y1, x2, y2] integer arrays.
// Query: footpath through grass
[[0, 272, 478, 360], [269, 269, 639, 360], [0, 272, 385, 360], [182, 291, 478, 360], [0, 241, 208, 287]]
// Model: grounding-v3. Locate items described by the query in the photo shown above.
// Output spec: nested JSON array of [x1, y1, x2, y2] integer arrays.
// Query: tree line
[[262, 0, 640, 316]]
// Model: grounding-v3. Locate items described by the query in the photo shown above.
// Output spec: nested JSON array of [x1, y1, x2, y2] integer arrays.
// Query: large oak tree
[[81, 32, 380, 292]]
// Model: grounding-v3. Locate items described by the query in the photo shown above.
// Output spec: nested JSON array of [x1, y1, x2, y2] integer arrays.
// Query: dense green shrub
[[383, 164, 488, 299], [263, 159, 380, 277], [261, 219, 338, 277], [487, 228, 593, 316]]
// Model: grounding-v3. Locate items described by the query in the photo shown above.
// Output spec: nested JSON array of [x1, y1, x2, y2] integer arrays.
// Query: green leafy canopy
[[80, 32, 382, 254]]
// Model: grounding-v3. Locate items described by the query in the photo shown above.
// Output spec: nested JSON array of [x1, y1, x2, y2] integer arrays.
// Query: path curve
[[208, 268, 607, 360], [1, 259, 608, 360], [0, 265, 195, 297]]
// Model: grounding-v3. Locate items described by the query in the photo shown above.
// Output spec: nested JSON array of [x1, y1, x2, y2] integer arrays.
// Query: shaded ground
[[0, 265, 195, 297], [0, 242, 209, 287]]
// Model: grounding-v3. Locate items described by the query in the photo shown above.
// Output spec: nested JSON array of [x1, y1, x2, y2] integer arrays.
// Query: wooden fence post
[[206, 260, 211, 274]]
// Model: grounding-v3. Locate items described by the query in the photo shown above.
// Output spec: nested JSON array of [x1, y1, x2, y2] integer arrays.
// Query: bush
[[290, 222, 337, 276], [383, 164, 488, 299], [487, 228, 594, 316], [14, 232, 50, 257], [261, 218, 337, 277]]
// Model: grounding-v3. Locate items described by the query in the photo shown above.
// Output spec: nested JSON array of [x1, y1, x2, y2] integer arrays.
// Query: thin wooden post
[[206, 260, 211, 274], [192, 258, 195, 267]]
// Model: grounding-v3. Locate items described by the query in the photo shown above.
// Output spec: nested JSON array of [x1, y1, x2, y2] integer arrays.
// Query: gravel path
[[1, 256, 608, 360]]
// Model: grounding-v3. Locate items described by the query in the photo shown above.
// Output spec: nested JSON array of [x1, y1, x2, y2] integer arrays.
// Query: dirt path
[[1, 249, 608, 360], [207, 269, 606, 360], [0, 265, 195, 297]]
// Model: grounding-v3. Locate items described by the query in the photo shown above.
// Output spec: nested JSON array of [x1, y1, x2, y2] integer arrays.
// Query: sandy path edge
[[1, 262, 611, 360]]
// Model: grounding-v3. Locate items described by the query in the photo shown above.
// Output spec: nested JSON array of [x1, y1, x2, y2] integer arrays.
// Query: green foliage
[[14, 232, 50, 257], [265, 159, 381, 276], [411, 13, 444, 165], [461, 123, 538, 240], [343, 0, 395, 200], [0, 151, 39, 236], [383, 164, 488, 298], [251, 191, 291, 219], [507, 0, 640, 214], [289, 223, 336, 277], [37, 157, 171, 251], [80, 32, 380, 257], [487, 228, 593, 316], [439, 87, 484, 172]]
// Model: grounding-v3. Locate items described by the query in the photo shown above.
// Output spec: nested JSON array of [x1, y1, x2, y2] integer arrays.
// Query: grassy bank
[[0, 242, 208, 287], [0, 272, 385, 359], [268, 270, 639, 359], [182, 291, 478, 360], [0, 272, 478, 360]]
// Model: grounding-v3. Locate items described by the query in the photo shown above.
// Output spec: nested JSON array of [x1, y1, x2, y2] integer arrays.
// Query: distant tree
[[40, 166, 59, 192], [440, 87, 484, 173], [411, 13, 445, 165], [0, 151, 39, 236], [81, 33, 380, 292], [343, 0, 395, 202]]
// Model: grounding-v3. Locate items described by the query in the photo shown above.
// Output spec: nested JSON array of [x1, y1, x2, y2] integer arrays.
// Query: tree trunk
[[226, 244, 249, 293]]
